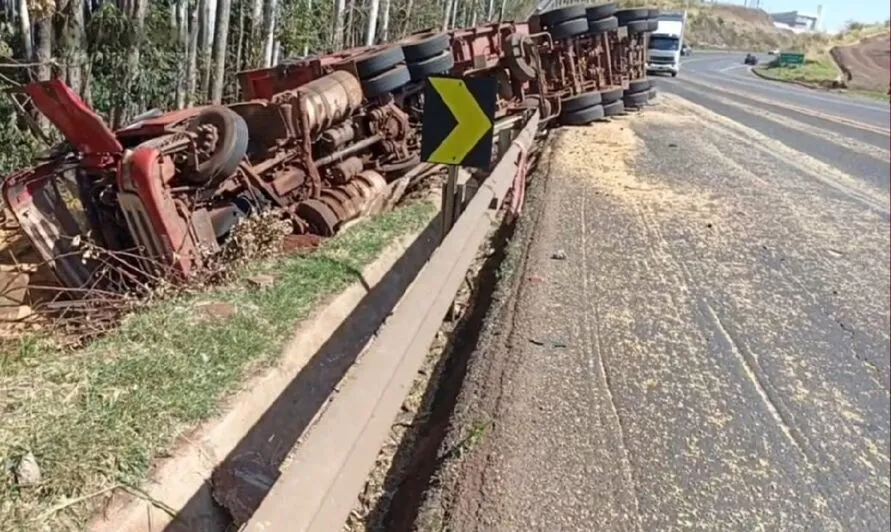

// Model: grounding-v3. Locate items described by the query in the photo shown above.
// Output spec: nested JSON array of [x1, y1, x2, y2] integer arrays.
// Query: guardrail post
[[442, 166, 472, 242], [441, 166, 459, 242]]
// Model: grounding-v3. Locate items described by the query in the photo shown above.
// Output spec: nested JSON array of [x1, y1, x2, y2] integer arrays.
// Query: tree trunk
[[117, 0, 148, 126], [485, 0, 493, 21], [250, 0, 263, 64], [209, 0, 231, 103], [380, 0, 390, 41], [57, 0, 87, 97], [19, 0, 33, 62], [442, 0, 455, 31], [332, 0, 346, 49], [401, 0, 413, 35], [261, 0, 276, 66], [175, 0, 189, 108], [234, 0, 244, 96], [199, 0, 212, 100], [33, 16, 52, 131], [185, 0, 200, 105], [365, 0, 380, 45], [345, 0, 354, 47]]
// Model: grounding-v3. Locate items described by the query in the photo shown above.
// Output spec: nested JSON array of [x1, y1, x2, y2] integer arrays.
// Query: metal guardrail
[[244, 111, 541, 532]]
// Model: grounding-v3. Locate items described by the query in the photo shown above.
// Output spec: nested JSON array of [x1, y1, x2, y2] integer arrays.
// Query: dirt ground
[[832, 33, 891, 92]]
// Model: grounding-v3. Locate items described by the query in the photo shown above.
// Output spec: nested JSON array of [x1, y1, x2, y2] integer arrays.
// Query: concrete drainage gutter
[[244, 111, 541, 532]]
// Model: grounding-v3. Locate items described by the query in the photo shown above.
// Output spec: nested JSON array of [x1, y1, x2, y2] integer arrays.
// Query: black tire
[[407, 50, 454, 80], [362, 65, 411, 98], [505, 33, 539, 82], [186, 106, 249, 184], [401, 32, 450, 62], [560, 91, 603, 114], [647, 18, 658, 31], [603, 99, 625, 116], [624, 90, 649, 108], [587, 16, 618, 34], [627, 79, 650, 93], [560, 104, 605, 125], [626, 19, 650, 33], [616, 8, 649, 24], [549, 17, 589, 40], [585, 3, 616, 21], [670, 71, 678, 78], [540, 4, 586, 26], [355, 47, 405, 79], [648, 87, 657, 102], [601, 86, 623, 104]]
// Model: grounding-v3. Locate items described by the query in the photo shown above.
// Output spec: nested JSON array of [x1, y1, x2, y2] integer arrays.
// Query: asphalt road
[[418, 70, 891, 531], [651, 53, 891, 195]]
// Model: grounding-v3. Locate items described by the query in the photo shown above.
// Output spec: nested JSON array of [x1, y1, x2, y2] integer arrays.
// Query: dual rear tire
[[558, 86, 625, 125]]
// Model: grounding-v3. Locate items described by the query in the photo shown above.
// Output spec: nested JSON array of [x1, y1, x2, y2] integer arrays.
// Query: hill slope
[[831, 32, 891, 92], [618, 1, 829, 51]]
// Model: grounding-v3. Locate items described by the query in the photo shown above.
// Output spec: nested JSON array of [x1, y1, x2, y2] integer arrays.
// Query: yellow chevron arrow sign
[[421, 75, 496, 170]]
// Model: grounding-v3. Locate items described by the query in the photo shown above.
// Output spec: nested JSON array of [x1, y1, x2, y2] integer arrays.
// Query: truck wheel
[[355, 47, 405, 80], [647, 18, 658, 31], [623, 91, 649, 109], [560, 91, 602, 114], [585, 2, 616, 21], [627, 79, 650, 94], [401, 31, 450, 62], [186, 106, 249, 184], [549, 18, 589, 40], [540, 4, 586, 26], [625, 19, 650, 34], [616, 8, 649, 24], [603, 99, 625, 117], [362, 65, 411, 98], [648, 87, 658, 102], [505, 33, 539, 82], [587, 16, 618, 35], [407, 50, 454, 80], [600, 87, 624, 104], [560, 104, 605, 126]]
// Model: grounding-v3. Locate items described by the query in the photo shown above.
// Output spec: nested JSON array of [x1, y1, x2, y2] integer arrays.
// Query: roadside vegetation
[[0, 0, 519, 527], [754, 20, 890, 99], [754, 56, 839, 85], [0, 199, 434, 529]]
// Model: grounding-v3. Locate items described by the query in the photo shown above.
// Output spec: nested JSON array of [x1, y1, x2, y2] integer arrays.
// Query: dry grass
[[0, 200, 435, 531]]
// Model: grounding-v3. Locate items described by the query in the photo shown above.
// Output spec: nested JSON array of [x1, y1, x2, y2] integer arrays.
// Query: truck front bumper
[[647, 63, 678, 75]]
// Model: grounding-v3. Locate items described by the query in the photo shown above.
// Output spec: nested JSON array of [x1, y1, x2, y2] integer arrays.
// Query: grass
[[755, 57, 839, 85], [0, 200, 436, 530]]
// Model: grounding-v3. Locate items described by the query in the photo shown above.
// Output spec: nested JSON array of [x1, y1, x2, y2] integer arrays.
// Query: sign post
[[420, 75, 497, 241]]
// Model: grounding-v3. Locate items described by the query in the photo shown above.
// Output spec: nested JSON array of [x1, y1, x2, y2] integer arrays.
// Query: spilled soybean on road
[[404, 93, 890, 531]]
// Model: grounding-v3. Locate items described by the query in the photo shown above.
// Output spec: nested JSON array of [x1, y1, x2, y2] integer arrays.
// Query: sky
[[760, 0, 890, 32]]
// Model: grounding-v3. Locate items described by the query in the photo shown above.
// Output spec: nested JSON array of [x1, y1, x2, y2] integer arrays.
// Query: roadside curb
[[87, 210, 440, 532], [750, 66, 841, 92]]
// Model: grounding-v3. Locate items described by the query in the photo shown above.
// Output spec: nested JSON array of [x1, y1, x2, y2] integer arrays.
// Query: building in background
[[769, 7, 823, 33]]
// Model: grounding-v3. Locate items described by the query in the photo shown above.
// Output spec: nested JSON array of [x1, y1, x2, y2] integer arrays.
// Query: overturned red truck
[[1, 2, 658, 291]]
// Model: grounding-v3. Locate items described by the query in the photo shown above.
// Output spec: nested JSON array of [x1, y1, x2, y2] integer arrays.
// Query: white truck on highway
[[646, 10, 687, 77]]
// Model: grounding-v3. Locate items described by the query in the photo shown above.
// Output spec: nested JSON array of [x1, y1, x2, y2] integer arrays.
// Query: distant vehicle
[[647, 10, 687, 77], [681, 44, 692, 56], [768, 48, 779, 55], [744, 53, 759, 65]]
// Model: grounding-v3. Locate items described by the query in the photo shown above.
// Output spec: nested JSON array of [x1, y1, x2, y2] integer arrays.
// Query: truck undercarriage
[[1, 4, 660, 298]]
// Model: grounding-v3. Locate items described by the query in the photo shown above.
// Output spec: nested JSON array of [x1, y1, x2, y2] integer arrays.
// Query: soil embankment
[[831, 33, 891, 92]]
